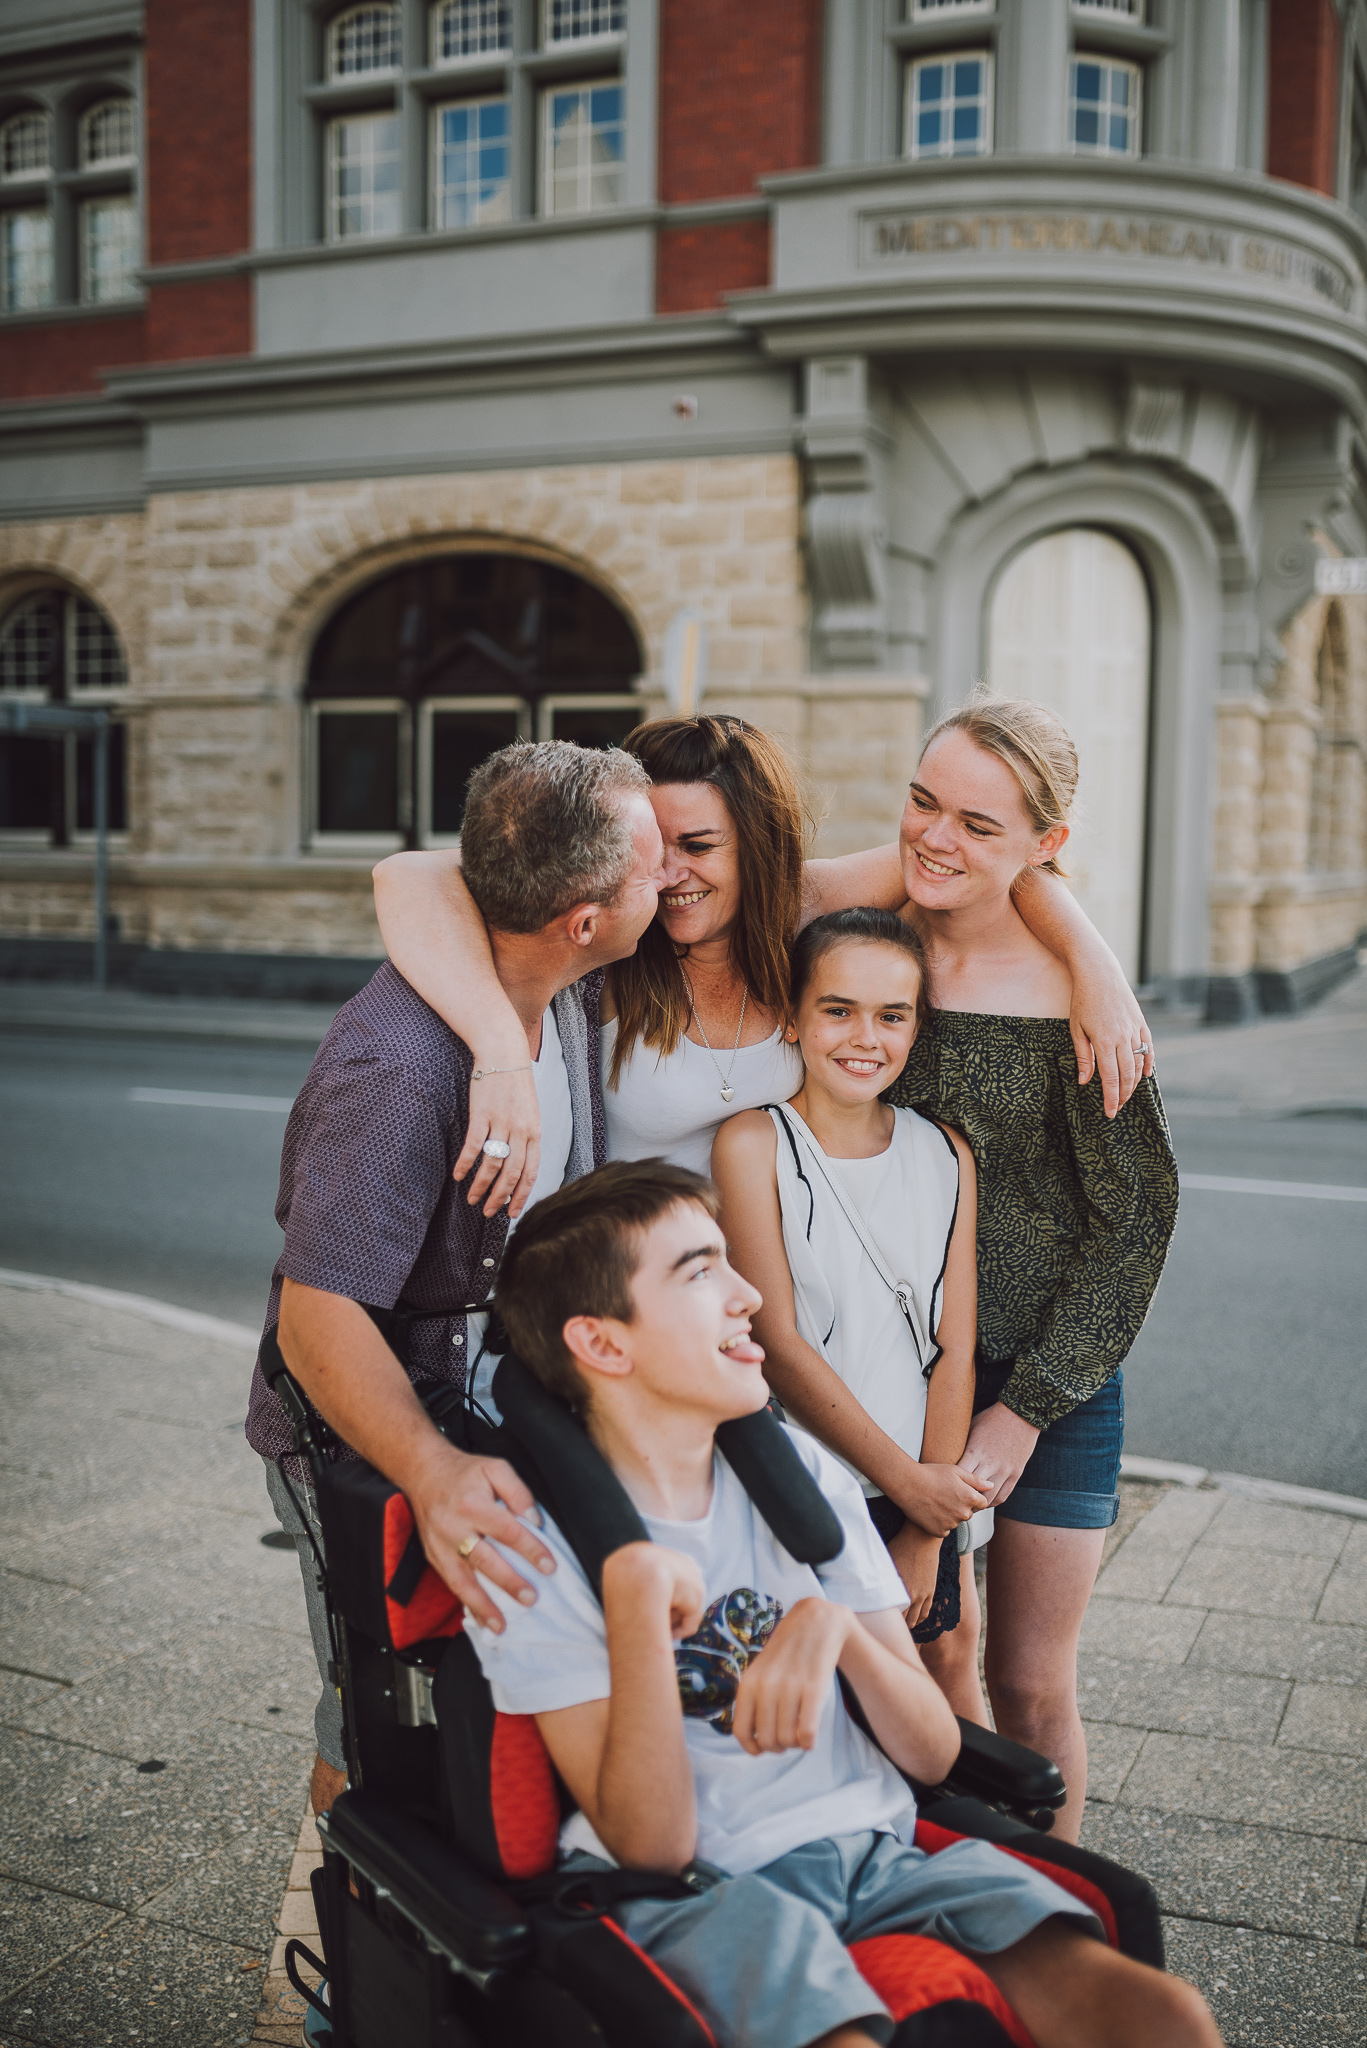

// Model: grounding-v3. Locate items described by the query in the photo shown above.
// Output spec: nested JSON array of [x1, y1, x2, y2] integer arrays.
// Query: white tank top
[[600, 1018, 803, 1176], [769, 1103, 959, 1495]]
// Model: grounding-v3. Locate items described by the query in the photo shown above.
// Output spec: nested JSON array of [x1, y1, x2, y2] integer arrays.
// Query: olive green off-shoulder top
[[887, 1011, 1179, 1433]]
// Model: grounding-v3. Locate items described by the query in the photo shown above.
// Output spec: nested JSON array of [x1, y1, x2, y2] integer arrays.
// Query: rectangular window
[[81, 196, 139, 302], [75, 723, 128, 834], [312, 702, 407, 840], [905, 52, 993, 160], [421, 697, 531, 839], [543, 81, 624, 214], [1069, 57, 1141, 157], [535, 694, 641, 748], [432, 96, 511, 227], [328, 113, 403, 241], [1, 207, 53, 310], [1073, 2, 1142, 16], [542, 0, 624, 44], [432, 0, 511, 64], [909, 2, 993, 17]]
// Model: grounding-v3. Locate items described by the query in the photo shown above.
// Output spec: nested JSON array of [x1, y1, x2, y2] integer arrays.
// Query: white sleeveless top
[[769, 1102, 969, 1505], [600, 1018, 803, 1176]]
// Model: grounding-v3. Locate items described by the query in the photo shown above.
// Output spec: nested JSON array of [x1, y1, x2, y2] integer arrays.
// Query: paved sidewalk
[[1078, 1479, 1367, 2046], [1148, 962, 1367, 1116]]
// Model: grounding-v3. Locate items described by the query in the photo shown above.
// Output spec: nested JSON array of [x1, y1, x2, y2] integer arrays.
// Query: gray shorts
[[567, 1828, 1102, 2048], [265, 1459, 347, 1772]]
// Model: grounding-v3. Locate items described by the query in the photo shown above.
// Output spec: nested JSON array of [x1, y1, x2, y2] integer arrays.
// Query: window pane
[[433, 0, 510, 62], [329, 115, 403, 240], [0, 595, 61, 688], [2, 209, 53, 311], [1, 112, 51, 181], [543, 0, 624, 44], [433, 97, 511, 227], [81, 99, 136, 168], [906, 51, 991, 159], [546, 704, 638, 749], [329, 4, 401, 77], [430, 708, 523, 832], [83, 197, 139, 303], [317, 712, 400, 832], [545, 81, 624, 215], [75, 723, 128, 832], [1068, 57, 1140, 156], [0, 735, 55, 830], [72, 599, 127, 689]]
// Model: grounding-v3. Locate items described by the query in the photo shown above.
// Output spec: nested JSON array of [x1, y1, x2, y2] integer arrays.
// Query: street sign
[[662, 607, 708, 717], [1313, 558, 1367, 594]]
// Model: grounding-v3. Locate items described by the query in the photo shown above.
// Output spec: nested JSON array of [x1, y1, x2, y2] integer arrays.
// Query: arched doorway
[[305, 552, 644, 847], [988, 529, 1152, 980]]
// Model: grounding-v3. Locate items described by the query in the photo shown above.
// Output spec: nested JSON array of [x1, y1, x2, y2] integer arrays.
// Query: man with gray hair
[[246, 741, 661, 1820]]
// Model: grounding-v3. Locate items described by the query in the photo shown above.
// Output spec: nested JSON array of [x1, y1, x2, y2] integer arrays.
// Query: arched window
[[305, 553, 642, 845], [80, 97, 136, 168], [0, 589, 127, 842], [0, 109, 50, 181], [329, 4, 402, 79]]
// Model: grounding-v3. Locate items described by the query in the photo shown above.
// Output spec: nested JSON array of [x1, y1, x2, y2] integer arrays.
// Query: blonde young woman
[[371, 714, 1154, 1225]]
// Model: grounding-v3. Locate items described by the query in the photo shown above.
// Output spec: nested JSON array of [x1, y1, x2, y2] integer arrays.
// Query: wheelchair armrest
[[934, 1718, 1066, 1819], [321, 1788, 533, 1975]]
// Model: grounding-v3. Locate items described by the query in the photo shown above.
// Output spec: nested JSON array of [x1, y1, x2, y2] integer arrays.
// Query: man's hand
[[893, 1460, 991, 1538], [406, 1439, 556, 1633], [957, 1401, 1041, 1508], [732, 1597, 852, 1756], [1069, 962, 1155, 1120], [887, 1524, 943, 1629], [602, 1541, 706, 1642]]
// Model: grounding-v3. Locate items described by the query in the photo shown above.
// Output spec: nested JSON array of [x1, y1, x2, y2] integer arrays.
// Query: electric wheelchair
[[263, 1338, 1163, 2048]]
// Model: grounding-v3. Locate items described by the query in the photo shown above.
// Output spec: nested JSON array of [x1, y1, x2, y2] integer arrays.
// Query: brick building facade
[[2, 0, 1366, 1014]]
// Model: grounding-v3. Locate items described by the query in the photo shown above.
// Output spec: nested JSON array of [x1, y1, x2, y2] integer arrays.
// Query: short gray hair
[[460, 740, 651, 934]]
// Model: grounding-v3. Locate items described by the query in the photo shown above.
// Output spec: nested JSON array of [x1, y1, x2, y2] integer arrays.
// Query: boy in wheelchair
[[467, 1159, 1222, 2048]]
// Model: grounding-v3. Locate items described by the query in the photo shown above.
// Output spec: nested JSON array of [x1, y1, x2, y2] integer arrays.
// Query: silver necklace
[[681, 967, 748, 1103]]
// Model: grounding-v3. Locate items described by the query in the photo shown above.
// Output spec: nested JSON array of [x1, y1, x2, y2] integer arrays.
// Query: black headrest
[[491, 1354, 843, 1598]]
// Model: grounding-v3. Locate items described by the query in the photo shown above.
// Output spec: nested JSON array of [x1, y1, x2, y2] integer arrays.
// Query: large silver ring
[[1133, 1043, 1150, 1057], [481, 1138, 511, 1160]]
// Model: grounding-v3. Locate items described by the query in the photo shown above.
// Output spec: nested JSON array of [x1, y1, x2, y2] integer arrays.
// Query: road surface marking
[[128, 1087, 293, 1113], [1181, 1172, 1367, 1202], [0, 1267, 258, 1350]]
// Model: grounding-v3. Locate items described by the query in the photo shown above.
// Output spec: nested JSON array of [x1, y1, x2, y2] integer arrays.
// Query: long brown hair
[[607, 715, 812, 1086]]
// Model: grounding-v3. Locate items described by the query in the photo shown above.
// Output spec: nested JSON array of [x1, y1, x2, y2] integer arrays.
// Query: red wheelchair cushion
[[489, 1712, 562, 1879], [914, 1820, 1119, 1951], [850, 1935, 1033, 2048], [381, 1492, 464, 1649]]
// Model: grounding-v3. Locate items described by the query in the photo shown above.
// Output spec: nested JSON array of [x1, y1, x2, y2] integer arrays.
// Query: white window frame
[[541, 1, 625, 48], [327, 110, 403, 242], [909, 2, 994, 19], [0, 110, 52, 184], [79, 97, 137, 170], [0, 589, 129, 846], [1067, 54, 1142, 159], [904, 49, 994, 161], [541, 78, 625, 217], [430, 0, 511, 67], [307, 698, 410, 851], [80, 194, 139, 304], [1, 207, 54, 311], [327, 3, 402, 81], [418, 695, 531, 844], [430, 94, 513, 230], [534, 692, 643, 741], [1072, 2, 1142, 18]]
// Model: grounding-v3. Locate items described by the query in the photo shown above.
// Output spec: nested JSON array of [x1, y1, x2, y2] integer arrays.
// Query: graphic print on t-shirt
[[675, 1587, 782, 1735]]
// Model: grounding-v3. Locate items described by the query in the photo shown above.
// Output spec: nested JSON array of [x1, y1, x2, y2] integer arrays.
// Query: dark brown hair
[[607, 716, 812, 1086], [495, 1160, 720, 1406], [788, 907, 933, 1036]]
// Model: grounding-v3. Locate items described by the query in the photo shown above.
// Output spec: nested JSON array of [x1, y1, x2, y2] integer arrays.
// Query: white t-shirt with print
[[467, 1429, 920, 1876]]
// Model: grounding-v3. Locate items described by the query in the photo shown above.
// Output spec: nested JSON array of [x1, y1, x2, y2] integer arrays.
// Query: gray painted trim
[[0, 491, 145, 523], [0, 8, 141, 59], [0, 297, 146, 329]]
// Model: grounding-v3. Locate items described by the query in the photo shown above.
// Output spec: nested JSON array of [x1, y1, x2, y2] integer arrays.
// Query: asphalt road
[[1, 1021, 1364, 1495]]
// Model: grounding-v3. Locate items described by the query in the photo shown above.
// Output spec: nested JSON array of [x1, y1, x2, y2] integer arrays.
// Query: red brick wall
[[1, 314, 147, 401], [144, 0, 253, 265], [656, 220, 771, 314], [1266, 0, 1342, 196], [655, 0, 819, 311], [146, 275, 252, 363]]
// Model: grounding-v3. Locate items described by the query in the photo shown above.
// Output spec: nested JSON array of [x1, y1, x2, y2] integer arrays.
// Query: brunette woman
[[372, 715, 1153, 1219]]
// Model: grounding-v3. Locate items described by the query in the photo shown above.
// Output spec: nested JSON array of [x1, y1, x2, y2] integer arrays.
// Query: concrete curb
[[1120, 1451, 1367, 1519], [0, 1266, 260, 1352]]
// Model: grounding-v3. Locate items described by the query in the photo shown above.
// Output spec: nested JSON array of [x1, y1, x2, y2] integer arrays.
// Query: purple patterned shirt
[[246, 961, 606, 1464]]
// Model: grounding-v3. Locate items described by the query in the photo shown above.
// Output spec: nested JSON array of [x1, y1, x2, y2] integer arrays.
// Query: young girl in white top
[[712, 907, 991, 1722]]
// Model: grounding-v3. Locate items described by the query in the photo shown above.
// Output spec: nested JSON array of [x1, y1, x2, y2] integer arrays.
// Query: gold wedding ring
[[456, 1533, 481, 1559]]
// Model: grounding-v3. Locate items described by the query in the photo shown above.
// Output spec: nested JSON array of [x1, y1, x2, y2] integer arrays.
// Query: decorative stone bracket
[[798, 356, 892, 670]]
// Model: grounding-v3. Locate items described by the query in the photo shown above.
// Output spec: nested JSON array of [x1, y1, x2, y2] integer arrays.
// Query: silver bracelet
[[471, 1063, 533, 1082]]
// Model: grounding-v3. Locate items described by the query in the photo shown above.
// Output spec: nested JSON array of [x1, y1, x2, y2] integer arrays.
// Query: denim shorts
[[973, 1358, 1123, 1531]]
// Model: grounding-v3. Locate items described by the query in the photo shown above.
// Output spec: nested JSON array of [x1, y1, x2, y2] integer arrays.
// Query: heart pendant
[[721, 1085, 734, 1103]]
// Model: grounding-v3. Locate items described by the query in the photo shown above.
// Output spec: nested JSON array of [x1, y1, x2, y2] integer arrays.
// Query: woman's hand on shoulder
[[1068, 960, 1155, 1121], [457, 1063, 542, 1220]]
